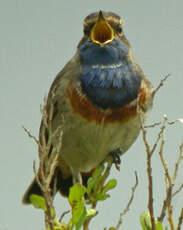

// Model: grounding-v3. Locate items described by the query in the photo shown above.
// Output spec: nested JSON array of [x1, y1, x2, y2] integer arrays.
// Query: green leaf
[[140, 212, 164, 230], [86, 209, 97, 218], [54, 222, 68, 230], [68, 184, 87, 227], [87, 177, 97, 194], [155, 221, 163, 230], [87, 165, 105, 194], [140, 212, 152, 230], [75, 208, 87, 230], [103, 179, 117, 193], [92, 165, 105, 179], [30, 194, 47, 211], [96, 192, 109, 201], [69, 184, 87, 204]]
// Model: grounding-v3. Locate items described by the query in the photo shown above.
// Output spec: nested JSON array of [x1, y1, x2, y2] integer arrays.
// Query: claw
[[109, 148, 122, 171]]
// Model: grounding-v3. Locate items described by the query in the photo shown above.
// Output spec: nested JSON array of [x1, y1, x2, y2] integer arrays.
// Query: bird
[[22, 11, 154, 204]]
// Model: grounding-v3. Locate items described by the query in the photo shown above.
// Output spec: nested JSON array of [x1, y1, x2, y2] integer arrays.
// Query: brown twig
[[150, 115, 167, 155], [83, 218, 90, 230], [157, 117, 173, 223], [167, 140, 183, 230], [22, 126, 39, 145], [39, 100, 63, 230], [168, 205, 175, 230], [172, 183, 183, 197], [156, 116, 175, 228], [158, 186, 172, 223], [158, 117, 171, 184], [140, 116, 156, 230], [172, 141, 183, 183], [23, 97, 63, 230], [146, 151, 155, 230], [158, 120, 172, 222], [153, 74, 170, 96], [115, 172, 138, 230], [33, 160, 44, 191], [168, 118, 183, 125], [158, 122, 183, 228], [32, 158, 55, 230], [177, 207, 183, 230], [59, 210, 70, 222], [170, 141, 183, 230], [144, 122, 161, 128], [140, 114, 169, 230], [139, 71, 183, 229]]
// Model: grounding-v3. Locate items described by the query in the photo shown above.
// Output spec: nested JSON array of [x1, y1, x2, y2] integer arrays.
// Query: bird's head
[[77, 11, 141, 110], [78, 10, 129, 48]]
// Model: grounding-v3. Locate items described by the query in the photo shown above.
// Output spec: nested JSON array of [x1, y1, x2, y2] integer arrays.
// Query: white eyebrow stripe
[[92, 63, 122, 69]]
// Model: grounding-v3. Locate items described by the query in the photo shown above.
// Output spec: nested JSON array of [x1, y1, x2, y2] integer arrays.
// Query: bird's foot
[[108, 148, 122, 171]]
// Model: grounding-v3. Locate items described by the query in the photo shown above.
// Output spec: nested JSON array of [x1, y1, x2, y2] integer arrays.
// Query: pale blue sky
[[1, 0, 183, 229]]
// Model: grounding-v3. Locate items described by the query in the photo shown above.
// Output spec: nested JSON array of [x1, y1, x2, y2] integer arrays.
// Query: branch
[[146, 150, 155, 230], [140, 114, 168, 230], [23, 97, 63, 230], [22, 126, 39, 145], [153, 74, 170, 96], [144, 122, 161, 128], [115, 172, 138, 230], [158, 121, 183, 229], [140, 116, 156, 230], [157, 122, 173, 223], [172, 183, 183, 197], [177, 207, 183, 230], [172, 140, 183, 183]]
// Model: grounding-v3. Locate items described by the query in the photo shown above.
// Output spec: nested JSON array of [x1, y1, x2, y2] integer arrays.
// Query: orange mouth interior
[[90, 11, 114, 45]]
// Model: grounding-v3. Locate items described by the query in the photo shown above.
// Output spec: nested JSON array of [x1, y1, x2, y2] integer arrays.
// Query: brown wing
[[38, 52, 81, 178]]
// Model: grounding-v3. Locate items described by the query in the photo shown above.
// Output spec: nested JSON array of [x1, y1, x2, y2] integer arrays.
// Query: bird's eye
[[84, 27, 90, 35], [116, 26, 122, 34], [83, 24, 94, 35]]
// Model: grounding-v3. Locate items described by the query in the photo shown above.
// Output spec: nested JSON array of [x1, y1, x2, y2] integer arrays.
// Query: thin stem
[[168, 205, 175, 230], [115, 172, 138, 230], [147, 152, 155, 230], [153, 74, 170, 96], [177, 207, 183, 230]]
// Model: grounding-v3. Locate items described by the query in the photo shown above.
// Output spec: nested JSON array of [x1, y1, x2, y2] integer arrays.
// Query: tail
[[22, 168, 91, 204]]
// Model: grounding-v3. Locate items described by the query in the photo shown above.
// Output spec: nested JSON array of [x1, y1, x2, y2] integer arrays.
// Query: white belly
[[61, 114, 141, 173]]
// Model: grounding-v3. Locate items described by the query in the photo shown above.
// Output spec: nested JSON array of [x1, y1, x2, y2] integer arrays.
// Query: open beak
[[90, 11, 114, 46]]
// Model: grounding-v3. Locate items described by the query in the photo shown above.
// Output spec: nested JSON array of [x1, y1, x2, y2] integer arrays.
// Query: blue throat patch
[[79, 38, 142, 109]]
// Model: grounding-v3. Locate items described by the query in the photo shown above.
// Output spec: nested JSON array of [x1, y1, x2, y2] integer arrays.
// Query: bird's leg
[[108, 148, 122, 171], [70, 167, 82, 184]]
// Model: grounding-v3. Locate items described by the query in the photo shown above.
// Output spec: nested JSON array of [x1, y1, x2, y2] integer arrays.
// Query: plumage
[[22, 11, 154, 204]]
